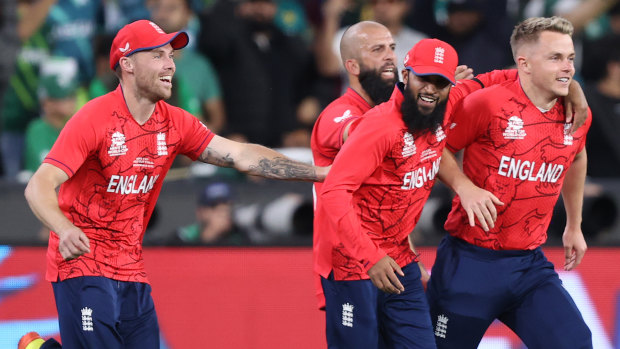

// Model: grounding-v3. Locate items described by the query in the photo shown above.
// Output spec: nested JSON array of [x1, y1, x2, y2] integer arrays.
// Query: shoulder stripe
[[44, 157, 75, 177]]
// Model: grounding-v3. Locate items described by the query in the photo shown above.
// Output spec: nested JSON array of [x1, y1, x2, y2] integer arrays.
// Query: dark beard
[[359, 67, 398, 105], [401, 90, 447, 135]]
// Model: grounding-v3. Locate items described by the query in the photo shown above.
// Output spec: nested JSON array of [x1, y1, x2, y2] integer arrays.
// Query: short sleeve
[[446, 91, 490, 153], [44, 111, 98, 178], [174, 108, 215, 160]]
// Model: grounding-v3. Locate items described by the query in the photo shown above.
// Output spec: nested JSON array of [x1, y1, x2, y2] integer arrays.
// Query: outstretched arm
[[437, 149, 503, 231], [25, 163, 90, 260], [199, 135, 328, 181], [561, 148, 588, 271]]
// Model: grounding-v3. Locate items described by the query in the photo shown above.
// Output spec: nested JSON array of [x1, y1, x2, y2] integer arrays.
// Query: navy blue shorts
[[426, 235, 592, 349], [322, 262, 436, 349], [52, 276, 159, 349]]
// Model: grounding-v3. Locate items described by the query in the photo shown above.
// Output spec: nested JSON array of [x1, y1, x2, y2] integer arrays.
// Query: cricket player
[[427, 16, 593, 349], [19, 19, 327, 349]]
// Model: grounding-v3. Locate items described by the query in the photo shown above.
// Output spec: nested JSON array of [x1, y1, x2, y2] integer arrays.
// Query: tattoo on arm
[[199, 148, 235, 167], [249, 157, 318, 181]]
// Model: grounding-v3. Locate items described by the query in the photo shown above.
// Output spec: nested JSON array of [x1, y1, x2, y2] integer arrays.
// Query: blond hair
[[510, 16, 574, 60]]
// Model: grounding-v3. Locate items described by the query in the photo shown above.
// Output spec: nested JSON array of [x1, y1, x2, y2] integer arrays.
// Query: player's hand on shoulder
[[368, 256, 405, 294], [57, 226, 91, 260], [457, 183, 504, 232], [564, 80, 588, 134], [562, 228, 587, 271], [455, 65, 474, 81]]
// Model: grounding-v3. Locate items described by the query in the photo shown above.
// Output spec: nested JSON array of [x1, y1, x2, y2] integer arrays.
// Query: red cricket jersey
[[445, 78, 591, 250], [312, 71, 518, 294], [311, 88, 370, 285], [320, 85, 447, 280], [43, 85, 214, 283]]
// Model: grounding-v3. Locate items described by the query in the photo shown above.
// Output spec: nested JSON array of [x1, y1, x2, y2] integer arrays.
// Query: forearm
[[25, 175, 75, 236], [200, 136, 326, 181], [235, 143, 322, 181], [562, 151, 587, 229], [437, 149, 472, 196]]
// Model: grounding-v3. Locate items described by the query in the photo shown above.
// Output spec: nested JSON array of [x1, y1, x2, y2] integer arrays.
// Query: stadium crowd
[[1, 0, 620, 245]]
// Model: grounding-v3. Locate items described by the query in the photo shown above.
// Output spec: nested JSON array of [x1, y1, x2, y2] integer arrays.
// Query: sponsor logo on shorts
[[81, 307, 94, 332], [342, 303, 354, 328], [434, 314, 448, 338]]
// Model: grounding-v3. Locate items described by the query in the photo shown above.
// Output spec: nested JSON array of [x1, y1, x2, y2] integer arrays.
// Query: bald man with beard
[[311, 21, 414, 313]]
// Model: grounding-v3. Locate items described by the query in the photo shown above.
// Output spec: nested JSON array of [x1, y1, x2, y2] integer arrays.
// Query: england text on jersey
[[497, 156, 564, 183], [401, 157, 441, 190], [106, 174, 160, 194]]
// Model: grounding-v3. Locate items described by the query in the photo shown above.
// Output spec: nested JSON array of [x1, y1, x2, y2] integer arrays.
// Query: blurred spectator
[[102, 0, 150, 34], [148, 0, 227, 133], [584, 40, 620, 178], [520, 0, 619, 35], [314, 0, 426, 81], [22, 57, 78, 179], [88, 33, 117, 98], [1, 0, 58, 181], [274, 0, 311, 38], [198, 0, 317, 147], [40, 0, 104, 85], [435, 0, 514, 73], [1, 0, 103, 181], [0, 1, 20, 126], [581, 2, 620, 82], [169, 181, 251, 245]]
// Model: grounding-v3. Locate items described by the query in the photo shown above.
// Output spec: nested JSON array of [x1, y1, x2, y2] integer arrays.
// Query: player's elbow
[[24, 176, 38, 207]]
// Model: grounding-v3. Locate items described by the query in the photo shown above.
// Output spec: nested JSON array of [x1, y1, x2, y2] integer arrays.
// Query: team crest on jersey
[[435, 126, 446, 142], [402, 132, 416, 157], [108, 131, 128, 156], [334, 110, 353, 123], [157, 132, 168, 156], [563, 123, 573, 145], [502, 116, 526, 140]]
